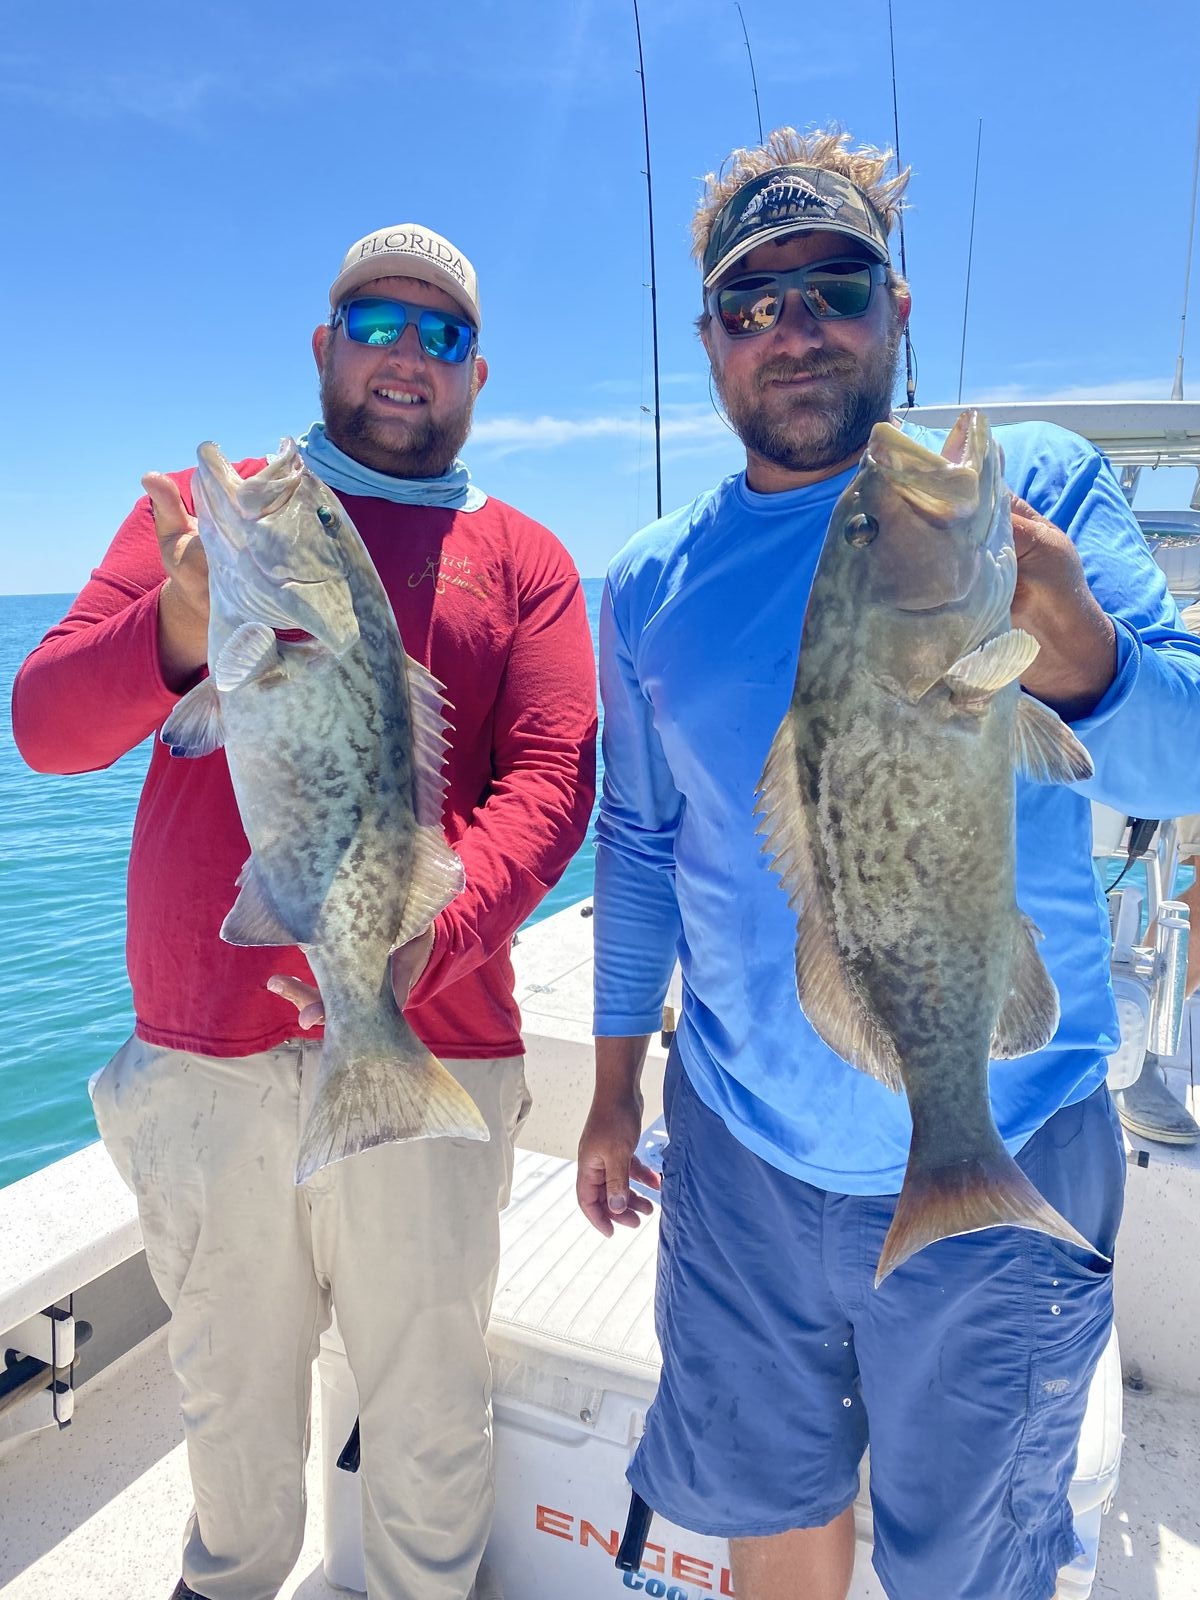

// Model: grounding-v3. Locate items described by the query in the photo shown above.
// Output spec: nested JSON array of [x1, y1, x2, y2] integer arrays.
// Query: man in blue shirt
[[578, 127, 1200, 1600]]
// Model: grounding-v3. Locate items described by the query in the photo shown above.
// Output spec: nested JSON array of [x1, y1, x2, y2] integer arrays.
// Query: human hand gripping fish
[[268, 925, 434, 1029], [756, 410, 1102, 1285], [159, 440, 488, 1184], [1007, 494, 1118, 719]]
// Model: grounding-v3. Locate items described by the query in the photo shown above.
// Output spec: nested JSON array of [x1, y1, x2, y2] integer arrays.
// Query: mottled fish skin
[[757, 411, 1097, 1284], [162, 440, 488, 1182]]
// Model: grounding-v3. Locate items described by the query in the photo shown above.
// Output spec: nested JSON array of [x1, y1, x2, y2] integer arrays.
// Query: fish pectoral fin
[[944, 629, 1040, 698], [1013, 696, 1095, 784], [160, 680, 225, 758], [221, 855, 306, 946], [393, 827, 466, 950], [214, 622, 280, 692], [407, 657, 456, 829], [756, 714, 902, 1091], [991, 913, 1060, 1058]]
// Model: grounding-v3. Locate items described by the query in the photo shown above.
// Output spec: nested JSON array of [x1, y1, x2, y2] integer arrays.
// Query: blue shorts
[[629, 1051, 1125, 1600]]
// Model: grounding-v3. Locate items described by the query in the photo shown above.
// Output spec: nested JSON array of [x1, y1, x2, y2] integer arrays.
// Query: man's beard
[[713, 322, 902, 474], [320, 369, 478, 479]]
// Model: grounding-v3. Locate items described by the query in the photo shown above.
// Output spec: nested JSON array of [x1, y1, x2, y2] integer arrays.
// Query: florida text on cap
[[329, 225, 481, 331], [702, 166, 891, 290]]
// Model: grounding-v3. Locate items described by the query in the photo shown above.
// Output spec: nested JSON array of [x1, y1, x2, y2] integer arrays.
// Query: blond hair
[[692, 126, 910, 280]]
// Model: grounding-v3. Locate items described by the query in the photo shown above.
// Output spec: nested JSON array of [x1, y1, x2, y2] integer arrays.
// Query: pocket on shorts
[[1008, 1313, 1111, 1531], [90, 1034, 170, 1192], [656, 1049, 693, 1217], [506, 1061, 533, 1142], [1019, 1089, 1125, 1280]]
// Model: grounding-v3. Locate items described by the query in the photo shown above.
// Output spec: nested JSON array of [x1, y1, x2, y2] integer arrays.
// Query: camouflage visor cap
[[702, 164, 891, 290]]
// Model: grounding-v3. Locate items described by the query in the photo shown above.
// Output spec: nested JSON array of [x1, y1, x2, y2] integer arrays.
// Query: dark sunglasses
[[708, 258, 889, 337], [333, 296, 478, 364]]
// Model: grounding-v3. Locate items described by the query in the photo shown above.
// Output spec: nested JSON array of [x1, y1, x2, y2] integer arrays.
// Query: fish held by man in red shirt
[[160, 437, 489, 1183]]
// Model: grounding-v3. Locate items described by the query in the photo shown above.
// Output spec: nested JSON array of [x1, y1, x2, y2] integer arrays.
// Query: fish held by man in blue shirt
[[756, 409, 1099, 1286]]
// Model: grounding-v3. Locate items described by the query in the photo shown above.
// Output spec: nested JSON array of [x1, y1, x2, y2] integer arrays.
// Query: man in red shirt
[[12, 224, 596, 1600]]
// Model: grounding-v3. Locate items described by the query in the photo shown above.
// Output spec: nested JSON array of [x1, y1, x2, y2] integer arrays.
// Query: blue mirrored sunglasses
[[333, 296, 478, 364], [708, 258, 889, 337]]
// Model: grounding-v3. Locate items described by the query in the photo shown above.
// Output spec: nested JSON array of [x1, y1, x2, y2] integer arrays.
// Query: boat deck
[[2, 1296, 1198, 1597], [2, 901, 1199, 1598]]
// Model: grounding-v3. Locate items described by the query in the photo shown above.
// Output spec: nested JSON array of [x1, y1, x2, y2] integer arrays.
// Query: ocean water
[[0, 582, 603, 1189]]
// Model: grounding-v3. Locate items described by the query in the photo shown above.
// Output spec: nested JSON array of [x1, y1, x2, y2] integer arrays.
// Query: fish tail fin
[[875, 1145, 1102, 1288], [294, 1022, 489, 1186]]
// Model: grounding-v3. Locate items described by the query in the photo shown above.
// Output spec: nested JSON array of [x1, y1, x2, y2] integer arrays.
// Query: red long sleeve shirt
[[12, 463, 597, 1060]]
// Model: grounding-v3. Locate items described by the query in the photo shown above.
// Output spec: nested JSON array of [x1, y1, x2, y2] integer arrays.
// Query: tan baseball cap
[[329, 224, 481, 330]]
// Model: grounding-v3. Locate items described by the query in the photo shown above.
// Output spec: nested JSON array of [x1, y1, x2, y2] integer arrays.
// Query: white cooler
[[319, 1150, 1121, 1599]]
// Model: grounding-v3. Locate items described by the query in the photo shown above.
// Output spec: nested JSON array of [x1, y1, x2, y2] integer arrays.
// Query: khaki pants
[[92, 1035, 529, 1600]]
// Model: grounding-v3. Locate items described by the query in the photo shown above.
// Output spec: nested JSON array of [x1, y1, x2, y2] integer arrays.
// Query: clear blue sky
[[2, 0, 1197, 592]]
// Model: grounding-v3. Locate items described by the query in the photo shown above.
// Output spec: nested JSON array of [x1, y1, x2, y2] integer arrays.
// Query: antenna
[[887, 0, 916, 408], [1171, 98, 1200, 402], [957, 120, 983, 405], [735, 4, 764, 145], [633, 0, 663, 520]]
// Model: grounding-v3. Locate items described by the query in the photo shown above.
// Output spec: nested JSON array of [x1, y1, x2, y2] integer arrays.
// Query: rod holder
[[1148, 900, 1191, 1057]]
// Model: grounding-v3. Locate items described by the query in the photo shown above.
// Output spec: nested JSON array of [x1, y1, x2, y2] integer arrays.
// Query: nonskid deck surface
[[1, 1303, 1198, 1598], [0, 1329, 342, 1600]]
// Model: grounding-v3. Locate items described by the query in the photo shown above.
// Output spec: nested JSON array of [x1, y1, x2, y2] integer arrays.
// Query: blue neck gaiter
[[296, 422, 487, 511]]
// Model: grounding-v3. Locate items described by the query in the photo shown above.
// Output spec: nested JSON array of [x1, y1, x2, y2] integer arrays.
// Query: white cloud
[[472, 404, 728, 456], [964, 377, 1177, 404]]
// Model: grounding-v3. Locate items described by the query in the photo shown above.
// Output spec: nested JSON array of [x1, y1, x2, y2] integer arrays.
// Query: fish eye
[[316, 505, 340, 536], [844, 513, 879, 548]]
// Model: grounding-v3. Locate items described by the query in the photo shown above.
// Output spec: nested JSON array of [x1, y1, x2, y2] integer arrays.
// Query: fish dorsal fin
[[944, 628, 1040, 698], [991, 913, 1060, 1058], [221, 855, 307, 947], [406, 657, 456, 829], [214, 622, 280, 692], [756, 714, 903, 1091], [395, 646, 462, 952], [161, 680, 225, 758], [1013, 696, 1094, 784], [755, 713, 813, 917], [394, 826, 465, 951]]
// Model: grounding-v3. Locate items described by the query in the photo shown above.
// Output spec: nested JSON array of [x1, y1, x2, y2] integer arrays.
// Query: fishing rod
[[632, 0, 663, 520], [735, 3, 764, 145], [886, 0, 917, 408], [957, 119, 983, 405], [1171, 96, 1200, 402]]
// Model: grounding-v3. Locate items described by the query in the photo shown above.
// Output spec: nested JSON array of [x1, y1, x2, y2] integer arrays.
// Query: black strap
[[336, 1416, 361, 1473], [615, 1489, 654, 1571]]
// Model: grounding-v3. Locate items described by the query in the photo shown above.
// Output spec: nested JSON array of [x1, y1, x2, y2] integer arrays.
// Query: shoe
[[1117, 1053, 1200, 1145], [169, 1582, 210, 1600]]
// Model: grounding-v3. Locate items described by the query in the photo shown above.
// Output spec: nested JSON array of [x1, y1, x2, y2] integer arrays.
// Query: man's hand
[[1009, 495, 1117, 721], [577, 1090, 660, 1237], [144, 471, 211, 690], [267, 926, 436, 1026]]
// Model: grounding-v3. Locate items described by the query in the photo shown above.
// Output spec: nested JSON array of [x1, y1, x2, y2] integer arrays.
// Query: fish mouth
[[865, 412, 991, 521], [197, 440, 306, 524]]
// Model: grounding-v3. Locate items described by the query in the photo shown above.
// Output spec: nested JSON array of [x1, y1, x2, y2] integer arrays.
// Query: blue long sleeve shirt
[[593, 420, 1200, 1193]]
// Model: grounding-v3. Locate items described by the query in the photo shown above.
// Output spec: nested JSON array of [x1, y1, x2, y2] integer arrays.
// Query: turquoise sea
[[0, 582, 604, 1189]]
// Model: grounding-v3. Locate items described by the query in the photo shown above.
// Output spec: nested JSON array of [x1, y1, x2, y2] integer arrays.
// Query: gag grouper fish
[[161, 438, 488, 1183], [756, 410, 1099, 1285]]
